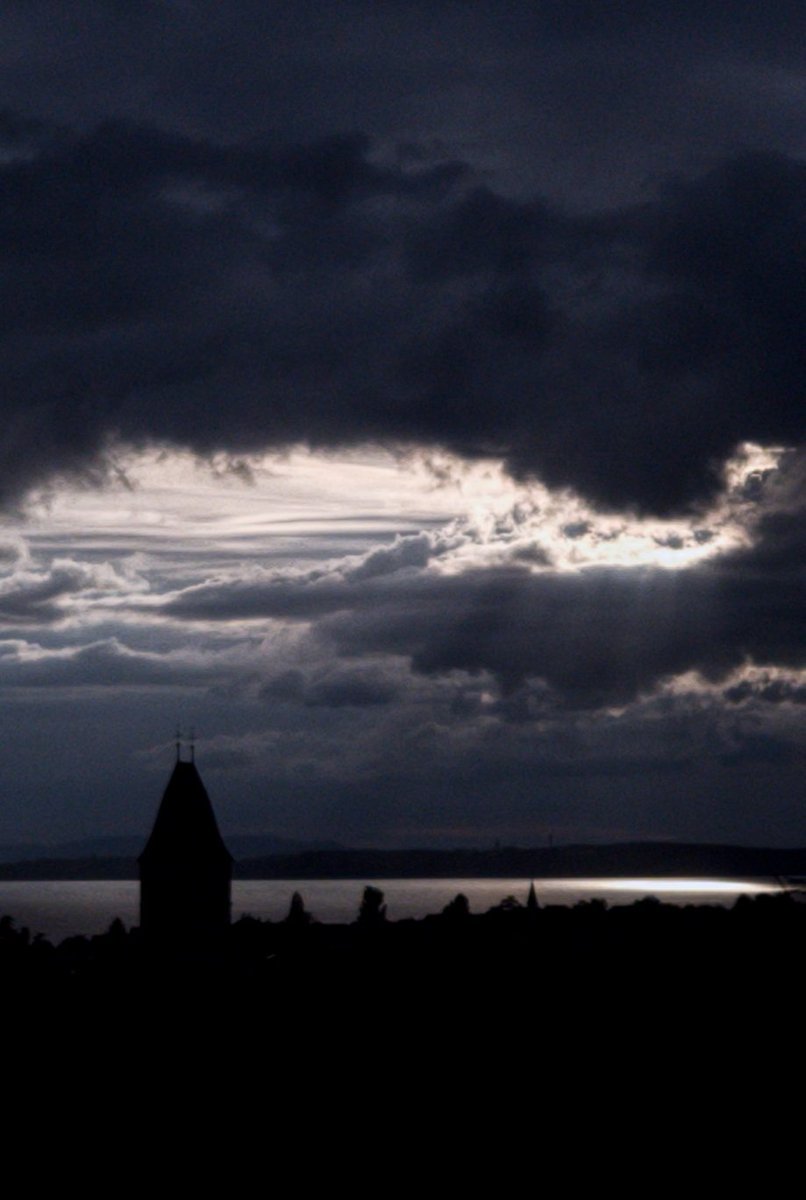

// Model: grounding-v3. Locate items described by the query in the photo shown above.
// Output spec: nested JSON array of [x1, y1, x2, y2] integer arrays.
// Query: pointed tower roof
[[139, 760, 232, 869]]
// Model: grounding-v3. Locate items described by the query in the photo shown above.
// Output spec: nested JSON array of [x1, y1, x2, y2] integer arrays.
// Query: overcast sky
[[0, 1, 803, 849]]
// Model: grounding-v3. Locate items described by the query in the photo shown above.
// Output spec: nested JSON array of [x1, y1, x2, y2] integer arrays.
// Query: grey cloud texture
[[0, 636, 241, 689], [261, 664, 400, 709], [0, 558, 144, 624], [162, 477, 805, 710]]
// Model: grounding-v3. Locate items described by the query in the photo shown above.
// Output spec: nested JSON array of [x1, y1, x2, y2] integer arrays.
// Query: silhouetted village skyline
[[1, 752, 804, 1048]]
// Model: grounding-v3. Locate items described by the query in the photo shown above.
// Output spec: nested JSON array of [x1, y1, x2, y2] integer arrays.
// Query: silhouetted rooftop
[[139, 760, 233, 868]]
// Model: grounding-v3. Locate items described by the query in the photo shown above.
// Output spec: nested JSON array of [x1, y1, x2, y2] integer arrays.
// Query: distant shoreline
[[0, 840, 804, 881]]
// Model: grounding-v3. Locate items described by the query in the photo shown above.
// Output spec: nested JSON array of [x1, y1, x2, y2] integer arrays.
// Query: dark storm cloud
[[0, 2, 802, 203], [0, 0, 802, 515], [0, 111, 802, 512], [321, 566, 804, 708]]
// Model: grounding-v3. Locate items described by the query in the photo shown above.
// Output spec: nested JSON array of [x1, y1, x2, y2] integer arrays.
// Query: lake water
[[0, 877, 784, 941]]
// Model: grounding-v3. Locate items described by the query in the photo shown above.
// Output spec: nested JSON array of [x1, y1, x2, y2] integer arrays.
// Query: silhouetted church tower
[[138, 737, 233, 939]]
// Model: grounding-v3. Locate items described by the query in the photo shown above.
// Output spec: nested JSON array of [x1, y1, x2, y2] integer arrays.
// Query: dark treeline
[[5, 887, 805, 1093], [2, 886, 804, 1012]]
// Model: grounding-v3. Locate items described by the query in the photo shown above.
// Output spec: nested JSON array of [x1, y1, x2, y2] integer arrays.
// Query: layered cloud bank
[[0, 447, 802, 846]]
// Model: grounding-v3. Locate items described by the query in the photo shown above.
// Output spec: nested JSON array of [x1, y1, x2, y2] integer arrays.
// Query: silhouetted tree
[[442, 893, 470, 920], [357, 885, 387, 927], [285, 891, 313, 929]]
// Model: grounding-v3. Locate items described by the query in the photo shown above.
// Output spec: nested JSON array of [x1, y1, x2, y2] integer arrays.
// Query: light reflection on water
[[0, 877, 784, 941]]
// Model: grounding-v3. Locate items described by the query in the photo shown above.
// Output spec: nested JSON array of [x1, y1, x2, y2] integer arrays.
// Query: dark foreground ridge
[[2, 884, 804, 1011], [2, 840, 806, 880], [5, 885, 804, 1094]]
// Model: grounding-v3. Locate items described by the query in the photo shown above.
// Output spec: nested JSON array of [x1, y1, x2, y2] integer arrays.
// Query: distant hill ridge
[[0, 841, 805, 881], [235, 842, 806, 880], [0, 832, 344, 865]]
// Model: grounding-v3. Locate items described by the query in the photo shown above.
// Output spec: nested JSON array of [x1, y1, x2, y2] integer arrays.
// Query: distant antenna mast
[[189, 725, 196, 764], [175, 725, 182, 763]]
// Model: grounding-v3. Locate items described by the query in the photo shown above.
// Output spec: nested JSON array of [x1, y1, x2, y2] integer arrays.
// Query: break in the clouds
[[156, 447, 802, 711], [0, 4, 802, 848], [0, 444, 802, 847]]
